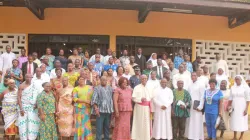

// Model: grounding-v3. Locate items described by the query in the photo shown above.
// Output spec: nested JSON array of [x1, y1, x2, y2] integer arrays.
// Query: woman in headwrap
[[216, 67, 229, 89], [228, 75, 250, 140], [147, 53, 157, 67]]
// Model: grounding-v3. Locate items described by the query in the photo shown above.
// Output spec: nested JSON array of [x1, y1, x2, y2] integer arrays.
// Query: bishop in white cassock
[[0, 46, 16, 81], [152, 78, 173, 140], [185, 72, 205, 140], [173, 64, 191, 90], [132, 75, 153, 140], [146, 71, 160, 112]]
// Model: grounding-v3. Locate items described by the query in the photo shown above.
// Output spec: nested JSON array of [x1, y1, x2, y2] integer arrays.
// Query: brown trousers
[[172, 117, 186, 140]]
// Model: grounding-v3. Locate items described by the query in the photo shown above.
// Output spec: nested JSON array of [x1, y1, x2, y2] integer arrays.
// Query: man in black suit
[[152, 58, 168, 80], [135, 47, 146, 72], [22, 55, 38, 78]]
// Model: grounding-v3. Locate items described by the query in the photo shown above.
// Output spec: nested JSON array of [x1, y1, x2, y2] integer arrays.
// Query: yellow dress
[[63, 72, 79, 87]]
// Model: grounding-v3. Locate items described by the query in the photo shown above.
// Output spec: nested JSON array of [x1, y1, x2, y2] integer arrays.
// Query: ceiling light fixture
[[163, 8, 192, 14]]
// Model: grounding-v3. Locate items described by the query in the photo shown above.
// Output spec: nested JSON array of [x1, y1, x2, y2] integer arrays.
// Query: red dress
[[112, 87, 133, 140]]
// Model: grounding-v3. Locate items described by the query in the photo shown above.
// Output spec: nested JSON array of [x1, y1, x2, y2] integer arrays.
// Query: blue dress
[[7, 67, 22, 87]]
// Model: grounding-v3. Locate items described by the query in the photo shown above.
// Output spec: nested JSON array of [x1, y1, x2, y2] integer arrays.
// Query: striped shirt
[[91, 85, 114, 114]]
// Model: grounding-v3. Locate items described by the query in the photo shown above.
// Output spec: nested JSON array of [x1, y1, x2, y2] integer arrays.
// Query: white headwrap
[[234, 75, 248, 87], [147, 53, 157, 67]]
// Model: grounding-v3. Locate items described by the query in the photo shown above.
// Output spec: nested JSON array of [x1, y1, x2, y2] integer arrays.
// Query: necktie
[[28, 64, 31, 74]]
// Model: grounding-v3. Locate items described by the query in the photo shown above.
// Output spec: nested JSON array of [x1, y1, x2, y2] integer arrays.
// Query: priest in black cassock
[[135, 47, 146, 72]]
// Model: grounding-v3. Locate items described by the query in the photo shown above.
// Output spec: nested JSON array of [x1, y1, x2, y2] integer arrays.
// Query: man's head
[[157, 58, 162, 66], [130, 56, 135, 63], [8, 79, 15, 89], [178, 49, 184, 56], [134, 66, 141, 75], [55, 68, 62, 77], [25, 74, 33, 83], [46, 47, 52, 55], [100, 76, 107, 86], [169, 62, 174, 70], [28, 55, 33, 63], [191, 72, 198, 82], [80, 69, 88, 79], [54, 60, 61, 69], [6, 45, 11, 53], [95, 54, 101, 63], [62, 77, 69, 87], [40, 64, 46, 73], [108, 57, 114, 64], [140, 75, 148, 85], [43, 56, 49, 65], [72, 48, 78, 55], [196, 56, 201, 63], [124, 66, 130, 74], [163, 70, 170, 79], [220, 80, 227, 90], [107, 49, 112, 55], [151, 71, 157, 80], [75, 59, 80, 67], [184, 54, 190, 62], [59, 49, 64, 56], [21, 49, 26, 56], [146, 61, 153, 70], [178, 64, 184, 73], [96, 48, 101, 54], [181, 62, 187, 71], [35, 68, 42, 77], [88, 62, 94, 70], [78, 47, 83, 53], [160, 78, 168, 89], [216, 54, 221, 61], [210, 72, 216, 80], [137, 48, 142, 55], [196, 68, 203, 77], [123, 49, 128, 56], [112, 51, 116, 57], [177, 80, 184, 90], [32, 52, 38, 59], [203, 65, 209, 73]]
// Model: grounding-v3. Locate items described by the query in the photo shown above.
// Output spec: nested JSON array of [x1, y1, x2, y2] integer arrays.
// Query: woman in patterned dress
[[40, 47, 55, 69], [63, 63, 79, 87], [37, 82, 58, 140], [5, 59, 23, 87], [107, 68, 114, 86], [112, 77, 133, 140], [51, 68, 63, 92], [73, 77, 93, 140], [57, 77, 74, 140]]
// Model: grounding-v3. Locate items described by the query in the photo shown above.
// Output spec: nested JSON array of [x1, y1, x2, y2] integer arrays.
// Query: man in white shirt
[[31, 68, 48, 93], [169, 62, 179, 80], [197, 68, 209, 88], [34, 63, 50, 83], [0, 45, 16, 80], [214, 53, 229, 77], [50, 60, 66, 79], [103, 48, 112, 65], [119, 49, 130, 67], [173, 64, 191, 90], [89, 48, 104, 63]]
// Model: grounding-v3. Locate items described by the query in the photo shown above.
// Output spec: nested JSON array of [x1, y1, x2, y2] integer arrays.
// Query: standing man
[[172, 79, 192, 140], [104, 48, 112, 65], [74, 59, 81, 73], [0, 45, 16, 80], [131, 75, 152, 140], [197, 68, 209, 88], [91, 76, 114, 140], [214, 54, 229, 77], [203, 65, 210, 79], [104, 57, 118, 76], [173, 64, 192, 90], [35, 64, 50, 83], [174, 49, 184, 69], [129, 66, 141, 89], [77, 47, 84, 58], [119, 49, 130, 67], [169, 62, 179, 80], [92, 54, 104, 76], [22, 55, 38, 78], [17, 74, 40, 140], [185, 72, 205, 140], [50, 60, 66, 79], [135, 48, 147, 72], [18, 49, 28, 69], [184, 54, 193, 72], [152, 78, 174, 140], [128, 56, 138, 75], [32, 68, 48, 93], [89, 48, 104, 63], [142, 60, 153, 78], [32, 52, 41, 66], [152, 58, 168, 80], [87, 62, 98, 84], [192, 56, 201, 72]]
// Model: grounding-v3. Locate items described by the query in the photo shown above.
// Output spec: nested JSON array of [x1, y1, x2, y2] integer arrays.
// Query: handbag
[[216, 116, 227, 130]]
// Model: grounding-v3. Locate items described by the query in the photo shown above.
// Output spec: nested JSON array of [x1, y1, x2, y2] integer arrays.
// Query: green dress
[[37, 91, 58, 140]]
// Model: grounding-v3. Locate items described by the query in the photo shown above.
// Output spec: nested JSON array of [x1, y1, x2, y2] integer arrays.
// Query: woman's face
[[102, 71, 108, 77], [12, 60, 18, 67], [46, 48, 51, 55], [121, 79, 128, 88], [85, 51, 89, 58], [44, 83, 51, 92], [67, 63, 73, 71], [235, 77, 242, 86], [162, 54, 167, 59], [8, 81, 15, 89], [73, 49, 78, 55], [152, 54, 157, 59], [118, 67, 123, 75], [209, 82, 216, 90], [108, 69, 113, 76], [78, 77, 85, 86], [59, 50, 64, 56]]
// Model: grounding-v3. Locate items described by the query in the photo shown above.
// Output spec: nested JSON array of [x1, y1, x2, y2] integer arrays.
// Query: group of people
[[0, 45, 249, 140]]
